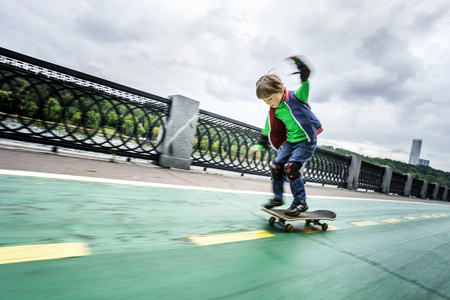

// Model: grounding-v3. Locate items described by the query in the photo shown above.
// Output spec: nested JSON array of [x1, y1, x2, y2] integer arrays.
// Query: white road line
[[1, 169, 449, 207]]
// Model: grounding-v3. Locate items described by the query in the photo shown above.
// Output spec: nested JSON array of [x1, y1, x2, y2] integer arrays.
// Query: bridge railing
[[192, 109, 275, 176], [0, 47, 448, 201], [0, 48, 169, 161], [303, 147, 350, 188], [358, 161, 385, 192], [389, 172, 408, 196], [410, 178, 424, 198]]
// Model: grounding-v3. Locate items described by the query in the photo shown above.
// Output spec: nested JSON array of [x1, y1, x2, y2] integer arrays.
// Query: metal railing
[[192, 111, 352, 185], [426, 182, 436, 200], [192, 110, 275, 176], [389, 172, 408, 195], [0, 47, 448, 201], [358, 161, 385, 192], [437, 186, 445, 201], [410, 178, 423, 198], [303, 147, 350, 187], [0, 48, 169, 161]]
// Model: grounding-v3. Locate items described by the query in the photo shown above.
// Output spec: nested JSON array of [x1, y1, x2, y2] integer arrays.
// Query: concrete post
[[346, 155, 362, 190], [420, 179, 428, 199], [159, 95, 199, 170], [403, 173, 413, 197], [432, 183, 440, 200], [443, 186, 449, 201], [381, 165, 393, 194]]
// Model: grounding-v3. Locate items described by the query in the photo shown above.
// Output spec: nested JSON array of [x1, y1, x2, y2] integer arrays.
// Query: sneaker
[[263, 198, 284, 209], [285, 200, 308, 216]]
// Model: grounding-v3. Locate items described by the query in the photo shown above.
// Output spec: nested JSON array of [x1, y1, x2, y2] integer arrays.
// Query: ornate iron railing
[[192, 109, 353, 186], [303, 147, 350, 187], [389, 172, 408, 195], [426, 182, 436, 199], [192, 110, 276, 176], [1, 48, 447, 199], [0, 48, 169, 160], [410, 178, 423, 198], [437, 186, 445, 201], [358, 161, 385, 192]]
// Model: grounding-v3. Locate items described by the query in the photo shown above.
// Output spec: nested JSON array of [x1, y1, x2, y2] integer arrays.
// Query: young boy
[[251, 56, 323, 216]]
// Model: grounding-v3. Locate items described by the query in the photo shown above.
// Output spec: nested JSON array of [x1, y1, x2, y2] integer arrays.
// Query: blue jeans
[[272, 140, 317, 203]]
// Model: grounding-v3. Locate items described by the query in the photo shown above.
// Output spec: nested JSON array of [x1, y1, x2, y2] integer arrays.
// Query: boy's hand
[[288, 56, 304, 66], [287, 55, 310, 82], [250, 146, 260, 153], [253, 135, 269, 152]]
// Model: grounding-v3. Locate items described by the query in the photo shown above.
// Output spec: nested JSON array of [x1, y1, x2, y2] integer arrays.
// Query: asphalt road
[[1, 141, 450, 299]]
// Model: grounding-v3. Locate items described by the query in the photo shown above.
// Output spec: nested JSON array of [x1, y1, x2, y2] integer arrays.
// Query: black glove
[[258, 134, 270, 150], [287, 56, 310, 82]]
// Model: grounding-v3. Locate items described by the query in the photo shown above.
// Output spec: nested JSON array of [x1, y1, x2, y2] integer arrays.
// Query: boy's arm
[[252, 135, 269, 151], [295, 80, 309, 104]]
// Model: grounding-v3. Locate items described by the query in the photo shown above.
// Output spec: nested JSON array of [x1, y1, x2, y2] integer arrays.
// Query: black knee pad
[[285, 161, 302, 180], [270, 162, 284, 180]]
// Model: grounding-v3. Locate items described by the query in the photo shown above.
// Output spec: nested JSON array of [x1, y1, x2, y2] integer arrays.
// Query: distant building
[[419, 159, 430, 167], [409, 139, 430, 167], [409, 139, 422, 165]]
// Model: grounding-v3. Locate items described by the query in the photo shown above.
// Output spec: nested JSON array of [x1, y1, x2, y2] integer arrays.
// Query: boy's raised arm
[[287, 56, 311, 103]]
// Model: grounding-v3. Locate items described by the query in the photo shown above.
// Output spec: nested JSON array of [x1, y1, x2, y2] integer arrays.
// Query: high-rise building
[[419, 159, 430, 167], [409, 139, 422, 165]]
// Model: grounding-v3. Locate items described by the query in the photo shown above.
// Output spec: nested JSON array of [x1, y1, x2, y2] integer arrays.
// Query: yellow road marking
[[403, 216, 417, 220], [350, 221, 378, 227], [0, 242, 91, 265], [382, 218, 401, 224], [300, 225, 340, 233], [189, 230, 274, 246]]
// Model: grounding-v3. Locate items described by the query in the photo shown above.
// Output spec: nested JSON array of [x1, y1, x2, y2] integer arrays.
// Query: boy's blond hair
[[256, 73, 284, 99]]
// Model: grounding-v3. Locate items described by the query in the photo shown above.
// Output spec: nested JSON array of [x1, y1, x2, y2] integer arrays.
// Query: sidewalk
[[0, 140, 445, 205], [2, 140, 450, 299]]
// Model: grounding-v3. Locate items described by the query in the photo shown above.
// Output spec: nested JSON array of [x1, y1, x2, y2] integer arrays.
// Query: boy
[[251, 56, 323, 216]]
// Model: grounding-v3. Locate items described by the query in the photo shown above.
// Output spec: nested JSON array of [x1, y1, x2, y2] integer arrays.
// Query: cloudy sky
[[1, 0, 450, 172]]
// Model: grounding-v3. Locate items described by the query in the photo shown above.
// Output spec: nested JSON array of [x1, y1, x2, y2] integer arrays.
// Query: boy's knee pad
[[285, 161, 302, 180], [270, 162, 284, 180]]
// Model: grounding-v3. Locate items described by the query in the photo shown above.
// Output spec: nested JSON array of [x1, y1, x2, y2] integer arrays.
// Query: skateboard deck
[[261, 207, 337, 232]]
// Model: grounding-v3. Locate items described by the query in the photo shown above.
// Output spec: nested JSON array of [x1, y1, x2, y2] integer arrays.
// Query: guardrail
[[0, 48, 169, 161], [303, 147, 350, 187], [358, 161, 385, 192], [389, 172, 408, 196], [0, 47, 448, 201], [192, 109, 275, 176]]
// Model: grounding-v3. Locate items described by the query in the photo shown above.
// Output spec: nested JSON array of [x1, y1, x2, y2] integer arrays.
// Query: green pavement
[[1, 173, 450, 299]]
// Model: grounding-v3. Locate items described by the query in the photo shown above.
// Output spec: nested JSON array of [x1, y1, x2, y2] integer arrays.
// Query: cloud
[[1, 0, 450, 172]]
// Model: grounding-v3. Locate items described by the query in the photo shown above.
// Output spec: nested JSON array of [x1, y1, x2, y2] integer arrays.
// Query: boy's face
[[262, 91, 284, 108]]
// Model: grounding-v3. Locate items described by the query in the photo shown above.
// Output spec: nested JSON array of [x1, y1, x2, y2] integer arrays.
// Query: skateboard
[[261, 207, 337, 232]]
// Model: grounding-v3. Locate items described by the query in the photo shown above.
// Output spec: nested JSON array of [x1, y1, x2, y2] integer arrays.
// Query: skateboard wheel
[[285, 224, 294, 233], [322, 223, 328, 231], [268, 216, 276, 225]]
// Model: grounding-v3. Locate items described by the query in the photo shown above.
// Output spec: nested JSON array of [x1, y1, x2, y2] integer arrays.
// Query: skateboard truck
[[262, 207, 336, 233], [268, 216, 328, 232]]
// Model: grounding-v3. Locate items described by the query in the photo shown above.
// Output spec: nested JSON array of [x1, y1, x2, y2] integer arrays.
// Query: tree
[[106, 111, 118, 127], [72, 112, 82, 126], [85, 111, 101, 129], [121, 114, 144, 137], [43, 97, 61, 122], [0, 90, 13, 112]]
